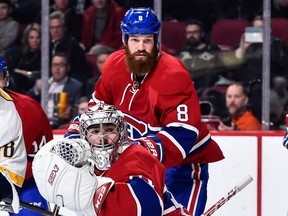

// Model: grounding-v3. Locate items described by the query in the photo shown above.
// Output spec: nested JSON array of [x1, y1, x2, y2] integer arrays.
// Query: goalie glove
[[130, 136, 164, 162], [32, 138, 114, 214], [283, 114, 288, 149]]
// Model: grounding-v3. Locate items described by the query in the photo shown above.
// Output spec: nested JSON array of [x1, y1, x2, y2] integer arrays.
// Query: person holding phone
[[228, 15, 288, 128]]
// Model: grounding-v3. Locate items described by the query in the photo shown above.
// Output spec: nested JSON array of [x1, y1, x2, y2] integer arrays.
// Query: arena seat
[[210, 19, 250, 50], [271, 18, 288, 46], [161, 21, 186, 56]]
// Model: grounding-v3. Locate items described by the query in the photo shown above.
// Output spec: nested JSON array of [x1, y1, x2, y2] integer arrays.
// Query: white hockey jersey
[[0, 88, 26, 187]]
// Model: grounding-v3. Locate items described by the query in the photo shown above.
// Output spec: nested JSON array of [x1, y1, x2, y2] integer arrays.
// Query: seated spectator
[[178, 19, 226, 91], [49, 11, 91, 85], [71, 0, 91, 15], [74, 96, 89, 115], [0, 0, 19, 58], [10, 0, 41, 24], [58, 95, 89, 129], [213, 0, 262, 21], [224, 15, 288, 124], [85, 45, 115, 97], [80, 0, 126, 52], [218, 82, 262, 131], [12, 23, 41, 94], [272, 0, 288, 18], [47, 0, 83, 41], [27, 53, 83, 129]]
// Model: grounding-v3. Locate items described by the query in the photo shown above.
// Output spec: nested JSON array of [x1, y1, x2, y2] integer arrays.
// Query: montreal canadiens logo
[[123, 114, 148, 139]]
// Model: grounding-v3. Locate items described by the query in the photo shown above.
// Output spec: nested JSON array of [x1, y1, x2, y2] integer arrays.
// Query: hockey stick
[[202, 175, 253, 216], [52, 204, 60, 216], [2, 170, 20, 213], [0, 202, 14, 213], [1, 198, 63, 216]]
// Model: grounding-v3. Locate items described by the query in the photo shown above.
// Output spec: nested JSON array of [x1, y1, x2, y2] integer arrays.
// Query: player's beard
[[125, 45, 158, 75]]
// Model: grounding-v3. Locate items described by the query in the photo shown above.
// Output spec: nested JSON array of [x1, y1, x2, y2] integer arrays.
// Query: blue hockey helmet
[[120, 7, 161, 44], [0, 56, 9, 87]]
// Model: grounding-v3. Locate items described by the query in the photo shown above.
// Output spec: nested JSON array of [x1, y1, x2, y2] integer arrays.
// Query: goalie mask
[[79, 107, 128, 171]]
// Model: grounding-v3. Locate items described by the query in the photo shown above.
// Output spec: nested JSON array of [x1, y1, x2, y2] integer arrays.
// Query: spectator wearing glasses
[[27, 53, 83, 129], [49, 11, 90, 85]]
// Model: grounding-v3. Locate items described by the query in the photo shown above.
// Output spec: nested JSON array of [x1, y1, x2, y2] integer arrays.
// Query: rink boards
[[1, 131, 286, 216]]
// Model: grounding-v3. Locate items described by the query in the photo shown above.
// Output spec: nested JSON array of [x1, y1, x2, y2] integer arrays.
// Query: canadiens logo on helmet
[[120, 7, 161, 44]]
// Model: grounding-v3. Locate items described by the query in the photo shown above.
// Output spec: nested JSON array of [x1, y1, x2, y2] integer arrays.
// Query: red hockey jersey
[[94, 144, 190, 216], [93, 49, 224, 168], [6, 89, 53, 179]]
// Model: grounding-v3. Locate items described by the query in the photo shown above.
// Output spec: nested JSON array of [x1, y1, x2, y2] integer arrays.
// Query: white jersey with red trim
[[0, 88, 26, 187]]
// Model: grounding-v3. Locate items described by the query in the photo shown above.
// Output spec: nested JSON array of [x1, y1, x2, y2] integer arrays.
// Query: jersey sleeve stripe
[[166, 122, 199, 135], [190, 134, 211, 153], [128, 178, 163, 216], [159, 130, 187, 159], [0, 166, 25, 187]]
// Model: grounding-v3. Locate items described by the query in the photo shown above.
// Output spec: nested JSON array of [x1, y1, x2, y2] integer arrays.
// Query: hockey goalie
[[32, 105, 191, 216]]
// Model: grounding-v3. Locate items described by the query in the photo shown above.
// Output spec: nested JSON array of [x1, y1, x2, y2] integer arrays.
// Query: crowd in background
[[2, 0, 288, 130]]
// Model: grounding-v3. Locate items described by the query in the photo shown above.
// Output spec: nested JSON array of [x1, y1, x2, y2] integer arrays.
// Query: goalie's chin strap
[[3, 170, 20, 213]]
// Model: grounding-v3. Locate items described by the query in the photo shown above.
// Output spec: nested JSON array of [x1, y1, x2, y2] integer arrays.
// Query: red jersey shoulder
[[101, 49, 130, 87], [106, 144, 166, 182], [103, 49, 125, 74], [149, 52, 194, 94], [158, 51, 191, 77]]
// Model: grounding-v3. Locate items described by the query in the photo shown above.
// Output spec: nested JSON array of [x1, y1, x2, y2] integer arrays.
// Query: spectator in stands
[[85, 45, 115, 97], [49, 11, 91, 85], [71, 0, 91, 15], [80, 0, 126, 52], [74, 96, 89, 115], [10, 0, 41, 24], [0, 0, 19, 58], [213, 0, 262, 22], [27, 52, 83, 129], [178, 19, 226, 91], [48, 0, 83, 41], [272, 0, 288, 18], [12, 23, 41, 94], [218, 82, 262, 131], [58, 95, 89, 129], [227, 15, 288, 126]]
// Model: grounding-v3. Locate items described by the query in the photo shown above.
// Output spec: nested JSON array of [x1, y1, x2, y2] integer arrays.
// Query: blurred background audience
[[12, 23, 41, 93], [80, 0, 125, 52], [178, 19, 226, 92], [3, 0, 288, 130], [27, 52, 82, 129]]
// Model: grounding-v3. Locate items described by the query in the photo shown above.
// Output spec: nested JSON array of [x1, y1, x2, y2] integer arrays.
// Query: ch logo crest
[[123, 114, 148, 139]]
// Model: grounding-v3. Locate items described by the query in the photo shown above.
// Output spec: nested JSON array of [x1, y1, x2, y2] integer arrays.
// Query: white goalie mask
[[79, 106, 128, 171]]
